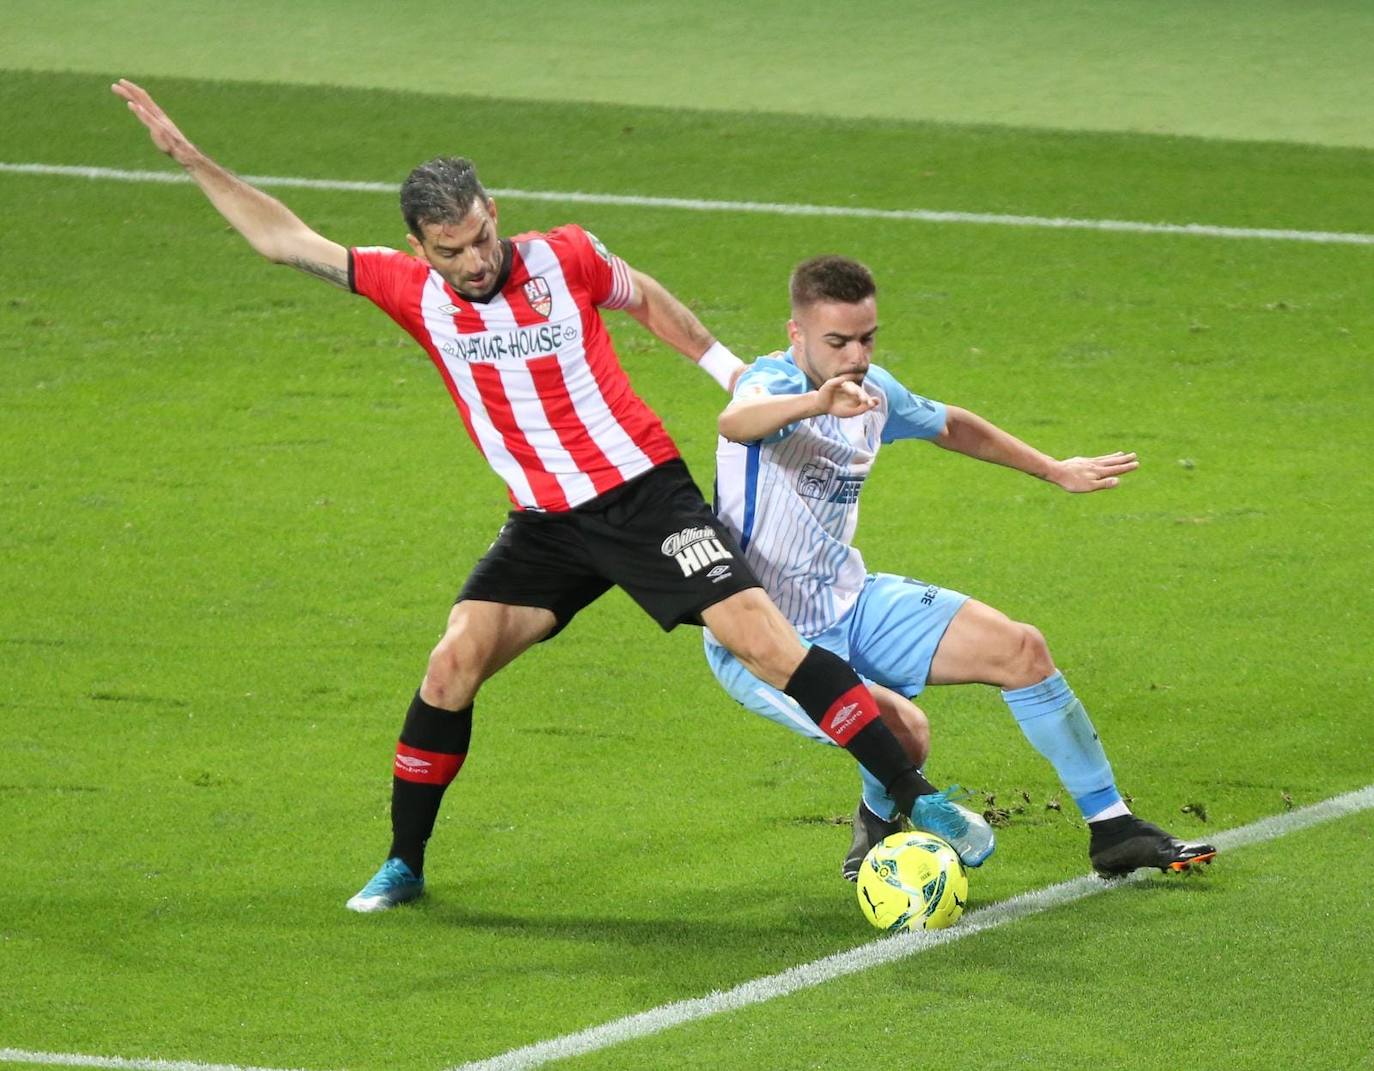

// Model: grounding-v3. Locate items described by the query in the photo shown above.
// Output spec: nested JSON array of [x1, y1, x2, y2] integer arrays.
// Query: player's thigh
[[926, 597, 1041, 687], [704, 640, 837, 747], [844, 574, 969, 695], [457, 510, 612, 639], [438, 599, 558, 681]]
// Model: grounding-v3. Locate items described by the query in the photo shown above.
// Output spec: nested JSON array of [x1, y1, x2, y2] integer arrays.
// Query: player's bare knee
[[1005, 621, 1055, 689], [422, 634, 482, 710]]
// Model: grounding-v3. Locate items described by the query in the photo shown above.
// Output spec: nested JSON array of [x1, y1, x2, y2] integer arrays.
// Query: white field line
[[12, 788, 1362, 1071], [3, 162, 1374, 246], [445, 783, 1374, 1071]]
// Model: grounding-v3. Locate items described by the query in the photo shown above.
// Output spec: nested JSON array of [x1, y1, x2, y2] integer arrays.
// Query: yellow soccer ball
[[856, 830, 968, 932]]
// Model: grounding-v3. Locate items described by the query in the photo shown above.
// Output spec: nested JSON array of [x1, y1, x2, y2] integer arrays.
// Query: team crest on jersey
[[798, 459, 865, 504], [523, 276, 553, 319], [587, 232, 613, 263]]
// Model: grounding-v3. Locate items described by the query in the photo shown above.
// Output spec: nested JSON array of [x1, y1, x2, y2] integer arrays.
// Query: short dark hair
[[789, 255, 877, 310], [400, 156, 489, 238]]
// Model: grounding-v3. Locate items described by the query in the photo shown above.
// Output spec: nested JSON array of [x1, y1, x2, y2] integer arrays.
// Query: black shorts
[[457, 460, 761, 634]]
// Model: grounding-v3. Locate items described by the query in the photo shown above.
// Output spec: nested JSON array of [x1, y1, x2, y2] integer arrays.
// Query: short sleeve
[[546, 225, 634, 309], [732, 357, 809, 443], [865, 364, 947, 442], [349, 246, 429, 321]]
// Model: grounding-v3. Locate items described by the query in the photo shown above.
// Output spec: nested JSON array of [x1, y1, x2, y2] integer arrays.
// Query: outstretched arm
[[621, 267, 745, 390], [112, 79, 349, 288], [934, 405, 1138, 492], [718, 376, 878, 443]]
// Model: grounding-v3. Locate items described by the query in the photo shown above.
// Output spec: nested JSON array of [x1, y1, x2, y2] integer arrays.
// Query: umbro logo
[[822, 699, 868, 743], [395, 755, 432, 771], [706, 564, 732, 582]]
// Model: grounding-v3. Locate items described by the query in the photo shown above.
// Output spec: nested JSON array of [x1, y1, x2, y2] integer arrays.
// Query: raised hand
[[815, 376, 879, 418], [111, 79, 199, 167], [1051, 451, 1139, 493]]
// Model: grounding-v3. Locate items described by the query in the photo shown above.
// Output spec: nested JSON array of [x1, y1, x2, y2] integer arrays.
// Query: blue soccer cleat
[[910, 787, 996, 867], [346, 857, 425, 913]]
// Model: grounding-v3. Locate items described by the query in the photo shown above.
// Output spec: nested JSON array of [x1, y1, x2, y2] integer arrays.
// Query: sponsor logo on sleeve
[[586, 232, 613, 263]]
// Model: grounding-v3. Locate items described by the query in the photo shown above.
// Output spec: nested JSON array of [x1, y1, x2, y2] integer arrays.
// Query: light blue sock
[[859, 763, 899, 822], [1001, 671, 1121, 818]]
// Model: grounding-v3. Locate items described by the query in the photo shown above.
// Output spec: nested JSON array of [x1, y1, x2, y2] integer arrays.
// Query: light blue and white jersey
[[710, 349, 947, 638]]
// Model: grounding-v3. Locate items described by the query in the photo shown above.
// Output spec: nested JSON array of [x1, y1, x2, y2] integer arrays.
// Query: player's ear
[[786, 318, 804, 349], [405, 232, 426, 258], [485, 197, 498, 227]]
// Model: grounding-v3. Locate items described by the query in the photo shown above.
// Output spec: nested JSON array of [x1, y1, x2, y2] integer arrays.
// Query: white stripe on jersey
[[419, 275, 538, 507], [602, 254, 634, 309], [715, 397, 885, 638], [526, 240, 655, 480], [474, 284, 599, 506]]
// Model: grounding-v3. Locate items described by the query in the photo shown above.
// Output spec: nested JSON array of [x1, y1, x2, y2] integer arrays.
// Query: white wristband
[[697, 341, 746, 392]]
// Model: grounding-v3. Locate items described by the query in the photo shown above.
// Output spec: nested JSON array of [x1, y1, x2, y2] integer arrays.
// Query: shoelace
[[367, 860, 412, 891], [920, 786, 971, 837]]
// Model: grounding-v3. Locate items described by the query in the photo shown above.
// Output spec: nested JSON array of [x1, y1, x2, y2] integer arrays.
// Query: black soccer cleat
[[1088, 814, 1218, 878], [841, 799, 907, 882]]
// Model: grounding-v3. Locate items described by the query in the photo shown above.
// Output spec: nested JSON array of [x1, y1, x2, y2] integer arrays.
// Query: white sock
[[1086, 799, 1132, 823]]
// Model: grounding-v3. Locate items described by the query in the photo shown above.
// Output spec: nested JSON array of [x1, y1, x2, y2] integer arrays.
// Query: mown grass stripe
[[4, 162, 1373, 246], [4, 785, 1370, 1071], [0, 1050, 311, 1071]]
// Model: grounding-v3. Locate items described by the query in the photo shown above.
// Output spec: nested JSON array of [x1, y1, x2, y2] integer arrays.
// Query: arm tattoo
[[285, 256, 350, 289]]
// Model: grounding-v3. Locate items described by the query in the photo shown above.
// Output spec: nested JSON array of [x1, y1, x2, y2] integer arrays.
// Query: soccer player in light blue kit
[[706, 255, 1217, 881]]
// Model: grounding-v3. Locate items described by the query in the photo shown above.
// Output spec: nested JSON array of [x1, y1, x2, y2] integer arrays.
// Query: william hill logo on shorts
[[661, 526, 734, 578]]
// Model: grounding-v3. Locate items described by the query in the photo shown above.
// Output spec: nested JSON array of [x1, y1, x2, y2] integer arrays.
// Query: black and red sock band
[[784, 646, 936, 811], [394, 691, 471, 786]]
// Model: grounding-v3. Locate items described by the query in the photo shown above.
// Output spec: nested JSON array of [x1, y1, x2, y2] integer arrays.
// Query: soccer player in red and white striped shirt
[[115, 79, 990, 912]]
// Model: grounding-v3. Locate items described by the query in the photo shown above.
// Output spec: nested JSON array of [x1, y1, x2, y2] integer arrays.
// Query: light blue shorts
[[704, 572, 969, 746]]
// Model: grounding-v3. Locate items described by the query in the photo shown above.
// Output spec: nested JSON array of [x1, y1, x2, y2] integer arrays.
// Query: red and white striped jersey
[[350, 225, 680, 511]]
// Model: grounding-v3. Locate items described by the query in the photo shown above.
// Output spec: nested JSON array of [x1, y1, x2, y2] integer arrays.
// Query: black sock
[[783, 646, 937, 814], [387, 692, 472, 876]]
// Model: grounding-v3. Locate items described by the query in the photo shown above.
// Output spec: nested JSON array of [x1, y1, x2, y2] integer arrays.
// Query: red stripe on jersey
[[526, 354, 623, 497], [394, 743, 466, 785], [469, 363, 571, 511], [578, 306, 681, 467], [541, 238, 680, 469], [504, 246, 546, 327], [397, 275, 491, 470], [818, 684, 879, 746], [441, 286, 488, 335]]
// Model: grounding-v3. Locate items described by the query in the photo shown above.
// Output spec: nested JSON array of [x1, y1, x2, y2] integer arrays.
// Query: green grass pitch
[[2, 12, 1373, 1071]]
